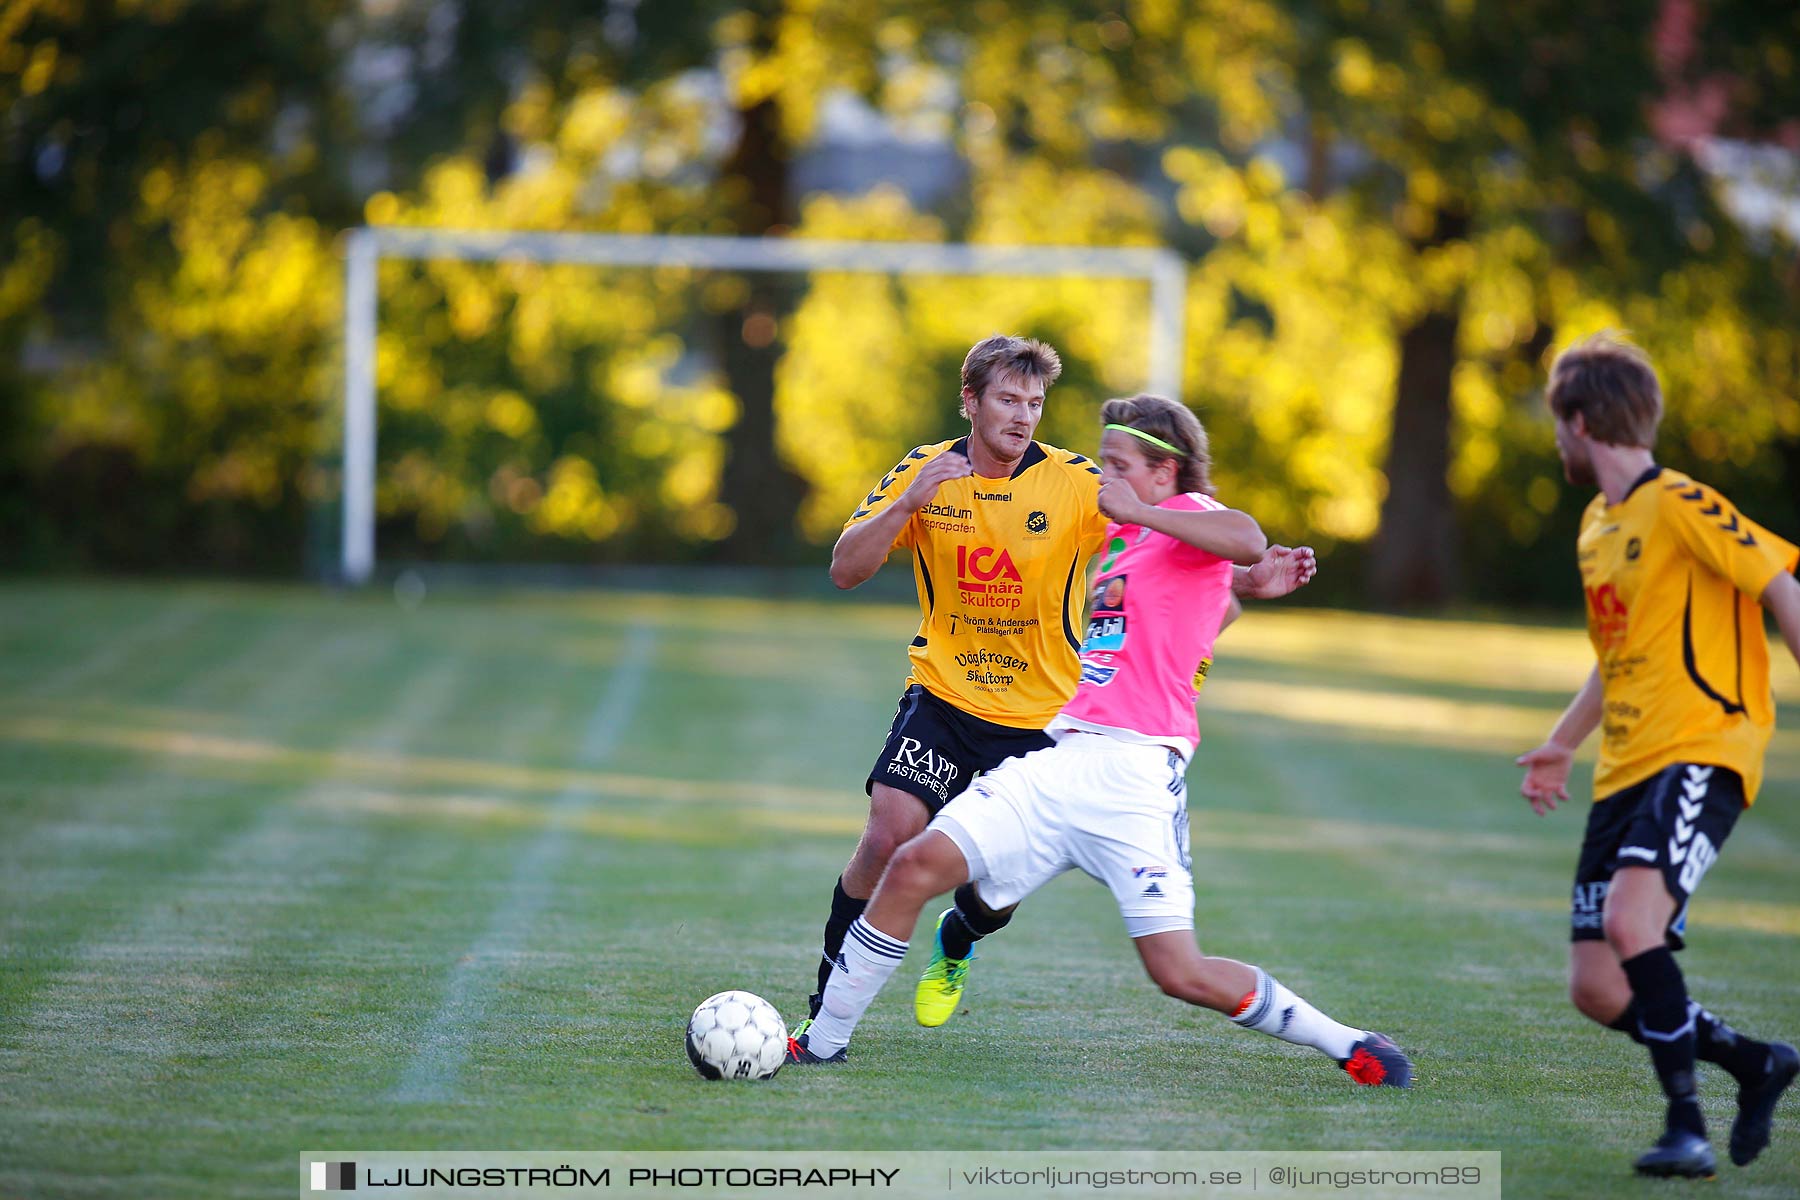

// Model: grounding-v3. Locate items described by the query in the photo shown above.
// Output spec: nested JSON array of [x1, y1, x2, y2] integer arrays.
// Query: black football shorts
[[1570, 762, 1745, 951], [866, 683, 1054, 814]]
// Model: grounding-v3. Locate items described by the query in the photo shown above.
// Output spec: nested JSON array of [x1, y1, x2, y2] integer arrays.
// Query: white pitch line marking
[[389, 623, 657, 1103]]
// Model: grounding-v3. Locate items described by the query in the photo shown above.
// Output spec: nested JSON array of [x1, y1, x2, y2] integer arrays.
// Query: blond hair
[[1098, 393, 1214, 495]]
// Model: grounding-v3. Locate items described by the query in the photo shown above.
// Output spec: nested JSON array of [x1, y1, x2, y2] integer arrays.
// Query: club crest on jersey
[[1026, 510, 1049, 536]]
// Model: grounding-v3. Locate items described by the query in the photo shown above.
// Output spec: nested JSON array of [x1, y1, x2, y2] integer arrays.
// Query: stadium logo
[[310, 1162, 356, 1191]]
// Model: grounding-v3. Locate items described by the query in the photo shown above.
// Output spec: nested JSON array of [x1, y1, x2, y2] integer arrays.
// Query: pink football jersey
[[1047, 492, 1234, 759]]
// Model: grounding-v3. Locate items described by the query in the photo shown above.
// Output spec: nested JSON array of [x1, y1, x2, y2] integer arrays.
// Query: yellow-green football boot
[[913, 908, 975, 1027]]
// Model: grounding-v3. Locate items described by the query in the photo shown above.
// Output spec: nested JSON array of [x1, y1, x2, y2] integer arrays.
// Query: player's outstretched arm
[[1233, 545, 1317, 600], [1099, 480, 1266, 563], [1761, 570, 1800, 670], [829, 452, 974, 589], [1515, 666, 1603, 816]]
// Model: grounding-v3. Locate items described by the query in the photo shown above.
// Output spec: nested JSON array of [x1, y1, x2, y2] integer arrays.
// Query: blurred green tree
[[2, 0, 1794, 600]]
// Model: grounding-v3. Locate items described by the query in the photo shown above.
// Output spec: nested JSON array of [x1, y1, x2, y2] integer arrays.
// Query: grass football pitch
[[1, 579, 1796, 1199]]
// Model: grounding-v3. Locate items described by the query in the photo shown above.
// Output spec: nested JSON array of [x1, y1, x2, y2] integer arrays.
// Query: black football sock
[[812, 877, 867, 1015], [939, 882, 1012, 961], [1689, 1002, 1778, 1085], [1609, 1000, 1647, 1043], [1610, 997, 1775, 1084], [1621, 946, 1706, 1139]]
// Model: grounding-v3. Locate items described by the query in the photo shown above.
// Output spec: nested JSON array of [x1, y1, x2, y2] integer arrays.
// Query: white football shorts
[[930, 731, 1195, 937]]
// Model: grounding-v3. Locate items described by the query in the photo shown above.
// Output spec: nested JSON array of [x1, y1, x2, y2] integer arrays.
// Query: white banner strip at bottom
[[299, 1151, 1502, 1199]]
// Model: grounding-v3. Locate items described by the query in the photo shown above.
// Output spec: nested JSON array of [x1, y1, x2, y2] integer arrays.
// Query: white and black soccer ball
[[685, 990, 787, 1081]]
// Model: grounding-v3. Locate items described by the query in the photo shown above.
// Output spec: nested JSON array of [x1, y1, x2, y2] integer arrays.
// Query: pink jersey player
[[791, 392, 1414, 1092], [1050, 491, 1236, 760]]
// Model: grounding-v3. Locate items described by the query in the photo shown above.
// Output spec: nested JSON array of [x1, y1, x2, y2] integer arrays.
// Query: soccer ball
[[685, 990, 787, 1081]]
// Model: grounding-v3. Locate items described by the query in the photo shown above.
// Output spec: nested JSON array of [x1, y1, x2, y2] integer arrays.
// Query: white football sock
[[1229, 966, 1362, 1061], [803, 916, 908, 1056]]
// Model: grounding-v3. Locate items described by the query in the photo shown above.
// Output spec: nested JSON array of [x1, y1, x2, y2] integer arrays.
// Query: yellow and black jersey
[[846, 438, 1111, 729], [1578, 466, 1799, 804]]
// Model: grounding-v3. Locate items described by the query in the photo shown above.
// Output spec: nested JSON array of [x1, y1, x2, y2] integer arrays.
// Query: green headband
[[1104, 423, 1185, 456]]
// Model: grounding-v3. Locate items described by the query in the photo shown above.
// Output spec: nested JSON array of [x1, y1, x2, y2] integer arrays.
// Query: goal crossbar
[[341, 228, 1188, 584]]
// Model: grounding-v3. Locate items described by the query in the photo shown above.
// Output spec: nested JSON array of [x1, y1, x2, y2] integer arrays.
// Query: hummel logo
[[1681, 766, 1711, 817], [1669, 769, 1710, 866]]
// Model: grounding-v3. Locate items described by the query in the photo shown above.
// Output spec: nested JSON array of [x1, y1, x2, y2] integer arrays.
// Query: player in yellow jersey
[[791, 335, 1314, 1044], [1517, 333, 1800, 1179]]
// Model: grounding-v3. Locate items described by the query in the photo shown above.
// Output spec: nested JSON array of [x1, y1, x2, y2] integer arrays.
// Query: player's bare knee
[[883, 835, 957, 902], [1600, 907, 1660, 959], [1569, 977, 1621, 1024], [854, 829, 903, 876], [856, 811, 920, 874]]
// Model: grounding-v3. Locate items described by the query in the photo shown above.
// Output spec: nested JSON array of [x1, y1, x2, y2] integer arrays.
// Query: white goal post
[[341, 228, 1188, 585]]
